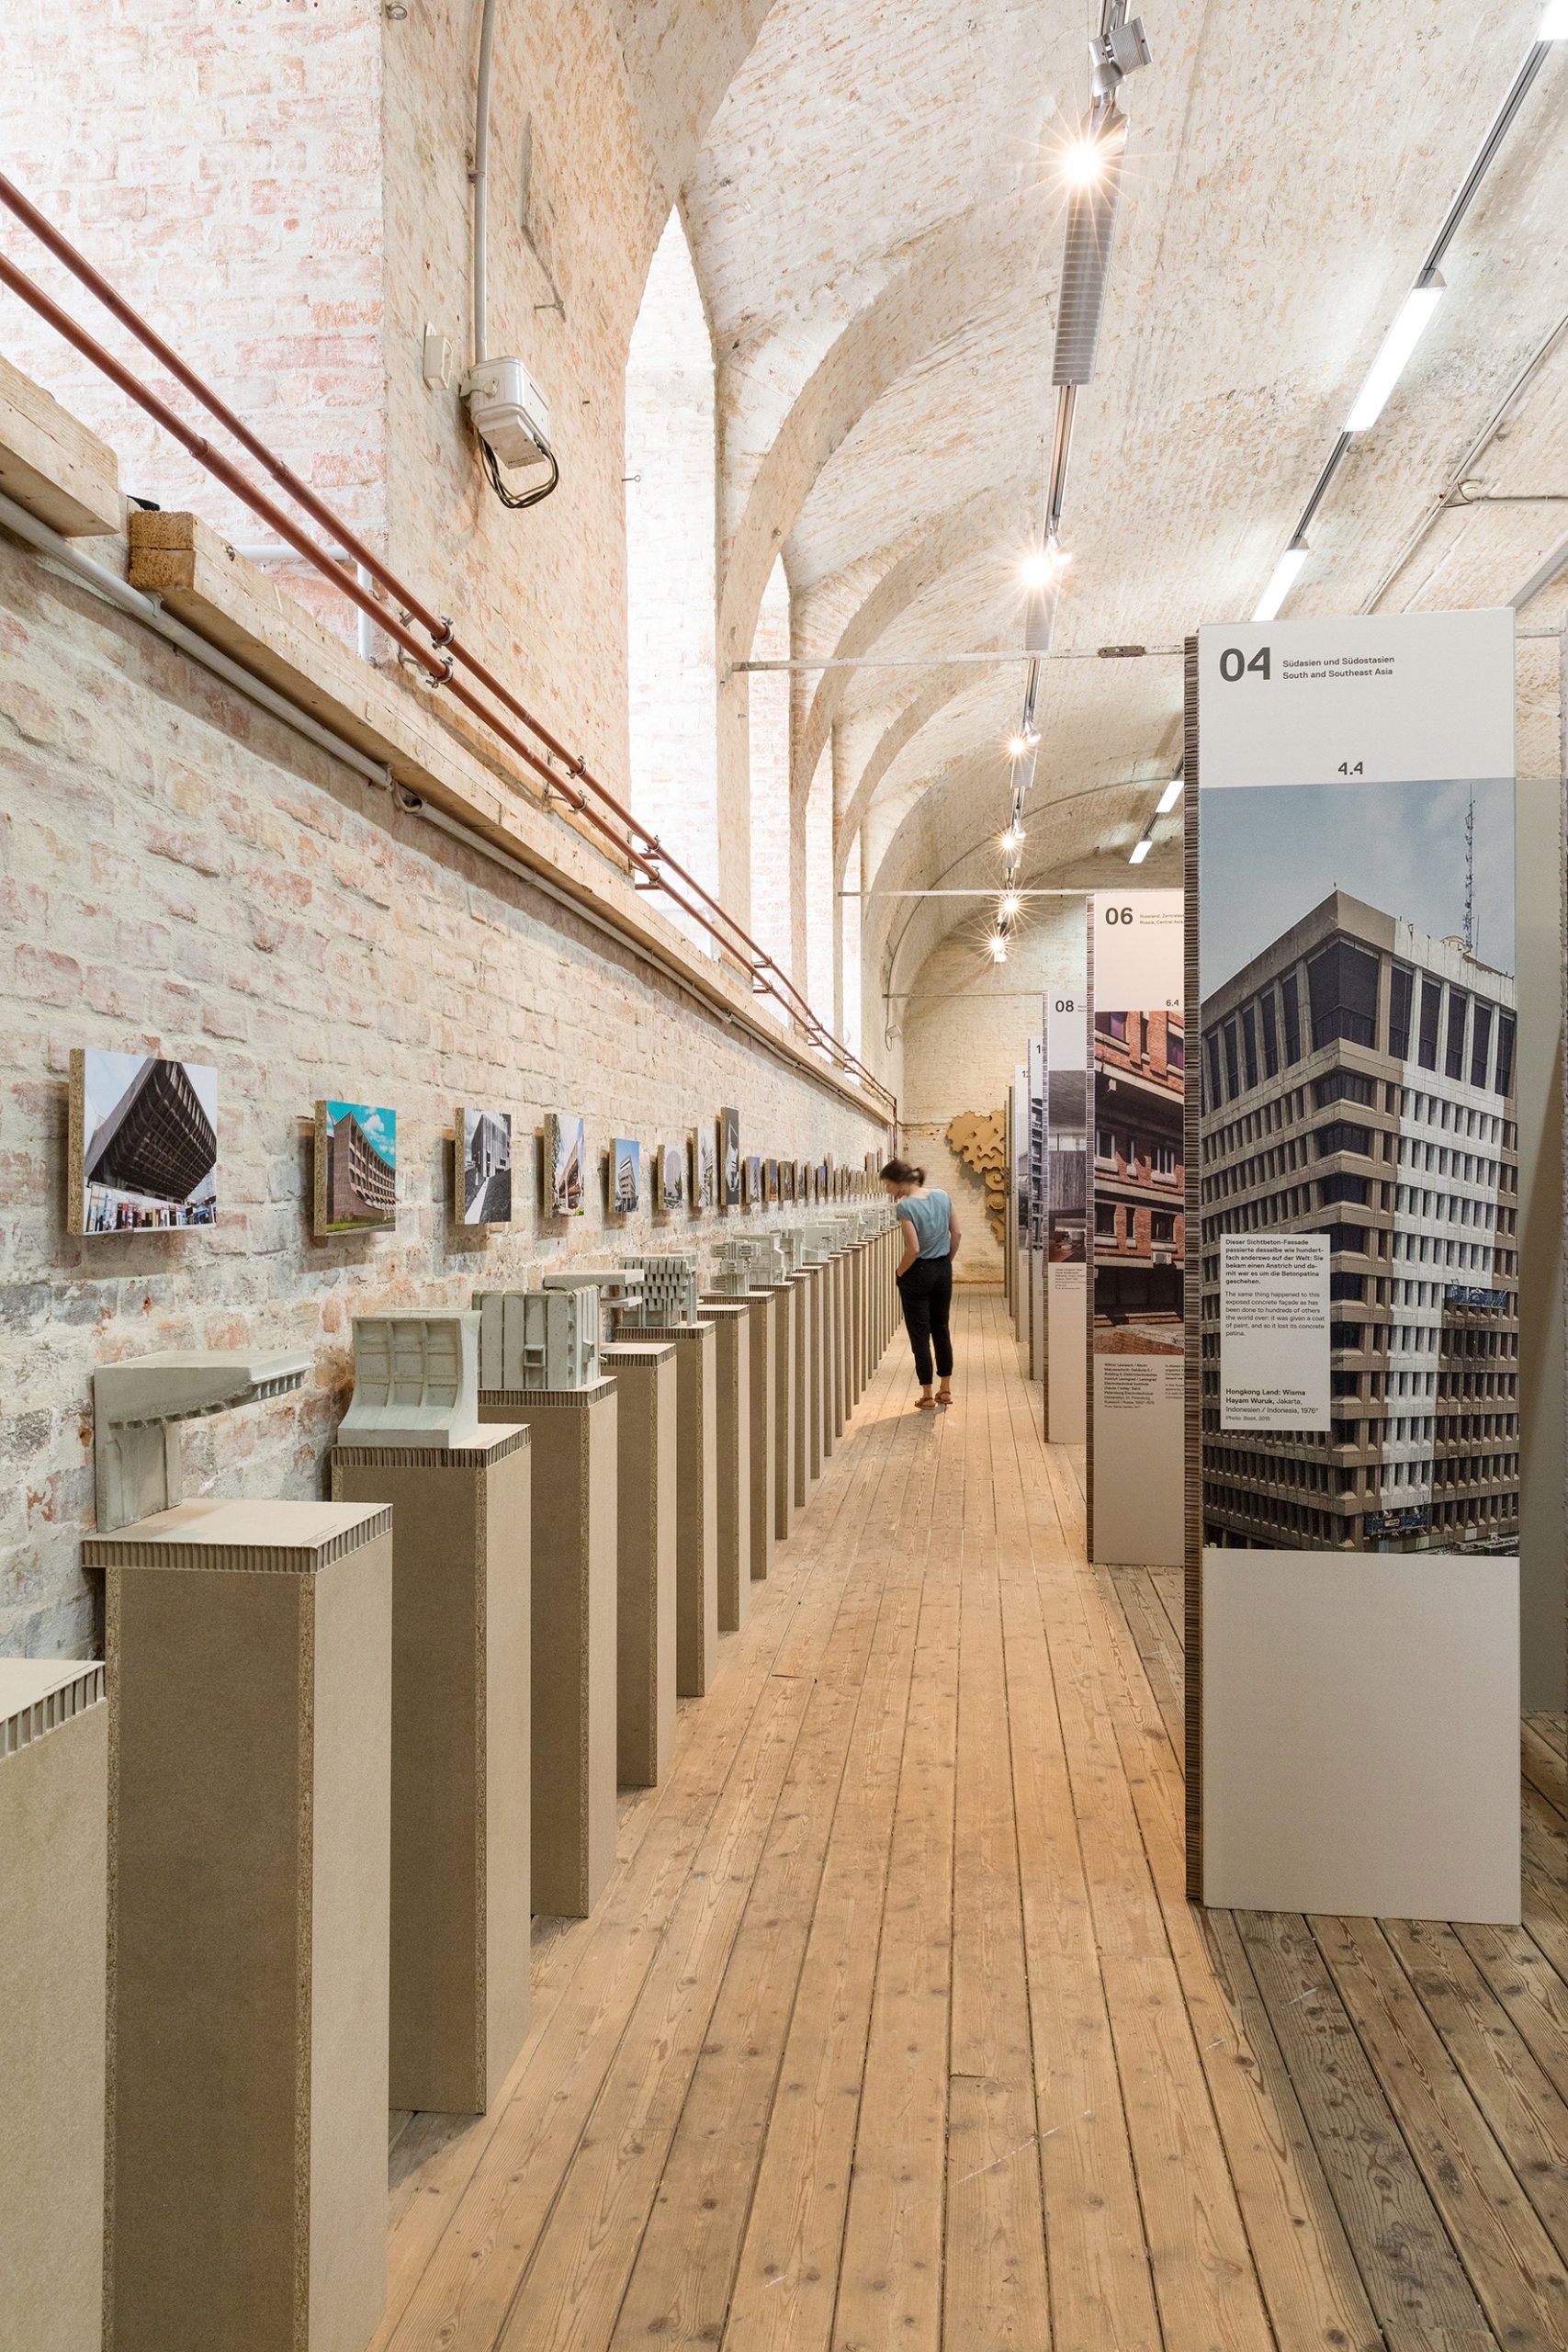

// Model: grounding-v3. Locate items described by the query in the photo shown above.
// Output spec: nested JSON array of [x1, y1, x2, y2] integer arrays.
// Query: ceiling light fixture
[[988, 933, 1010, 962], [1062, 137, 1105, 187], [1021, 545, 1069, 589], [1345, 280, 1446, 432], [1000, 821, 1026, 854], [999, 890, 1021, 920], [1253, 542, 1308, 623], [1129, 837, 1153, 865], [1540, 1, 1568, 35], [1155, 773, 1184, 815]]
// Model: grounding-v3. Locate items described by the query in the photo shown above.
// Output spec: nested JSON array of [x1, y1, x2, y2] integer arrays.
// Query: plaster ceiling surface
[[667, 0, 1568, 1010]]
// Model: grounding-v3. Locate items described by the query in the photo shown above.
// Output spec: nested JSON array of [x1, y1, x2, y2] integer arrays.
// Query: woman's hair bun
[[879, 1157, 925, 1185]]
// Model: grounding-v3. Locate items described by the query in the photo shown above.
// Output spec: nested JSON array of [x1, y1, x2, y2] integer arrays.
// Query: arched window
[[840, 831, 863, 1059], [626, 208, 718, 946], [805, 741, 834, 1046], [748, 557, 791, 1017]]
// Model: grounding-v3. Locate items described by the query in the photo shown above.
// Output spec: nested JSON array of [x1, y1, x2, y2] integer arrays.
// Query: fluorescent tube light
[[1253, 543, 1308, 622], [1155, 774, 1184, 815], [1345, 282, 1445, 432], [1129, 837, 1152, 865], [1540, 1, 1568, 36]]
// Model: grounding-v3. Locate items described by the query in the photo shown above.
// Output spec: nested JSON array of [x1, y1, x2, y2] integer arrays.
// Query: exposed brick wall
[[0, 531, 884, 1658], [899, 906, 1079, 1286]]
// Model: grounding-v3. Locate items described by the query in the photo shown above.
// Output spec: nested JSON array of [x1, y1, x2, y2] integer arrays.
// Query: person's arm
[[895, 1207, 919, 1275], [947, 1203, 961, 1260]]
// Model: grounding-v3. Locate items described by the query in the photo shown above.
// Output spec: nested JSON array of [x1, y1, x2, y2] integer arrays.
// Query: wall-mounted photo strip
[[720, 1107, 741, 1207], [692, 1124, 716, 1210], [781, 1159, 796, 1204], [611, 1136, 641, 1216], [545, 1112, 586, 1217], [764, 1157, 779, 1205], [315, 1098, 398, 1236], [659, 1141, 686, 1211], [458, 1105, 512, 1227], [70, 1048, 218, 1235], [744, 1152, 762, 1206]]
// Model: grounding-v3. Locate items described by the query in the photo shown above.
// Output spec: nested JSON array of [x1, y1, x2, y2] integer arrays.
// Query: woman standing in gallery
[[881, 1158, 960, 1408]]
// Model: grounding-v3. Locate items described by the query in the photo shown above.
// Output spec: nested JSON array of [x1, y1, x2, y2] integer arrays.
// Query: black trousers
[[897, 1255, 953, 1386]]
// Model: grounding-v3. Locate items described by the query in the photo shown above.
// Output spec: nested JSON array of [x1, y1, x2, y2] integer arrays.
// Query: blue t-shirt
[[897, 1190, 952, 1261]]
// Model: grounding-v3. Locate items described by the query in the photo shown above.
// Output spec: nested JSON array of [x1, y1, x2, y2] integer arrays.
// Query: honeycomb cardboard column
[[602, 1342, 678, 1786], [770, 1278, 796, 1540], [786, 1271, 813, 1510], [85, 1498, 392, 2352], [829, 1254, 847, 1442], [0, 1660, 107, 2352], [689, 1302, 750, 1633], [330, 1428, 530, 2113], [477, 1383, 618, 1917], [631, 1323, 718, 1695], [804, 1265, 826, 1480], [743, 1289, 777, 1579]]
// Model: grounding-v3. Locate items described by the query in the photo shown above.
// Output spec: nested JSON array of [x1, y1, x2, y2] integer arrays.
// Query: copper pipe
[[0, 186, 889, 1104]]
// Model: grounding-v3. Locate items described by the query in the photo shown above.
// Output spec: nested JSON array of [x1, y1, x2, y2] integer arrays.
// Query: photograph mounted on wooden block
[[781, 1159, 795, 1204], [611, 1136, 642, 1216], [545, 1112, 586, 1217], [764, 1158, 779, 1205], [744, 1153, 762, 1207], [720, 1107, 741, 1207], [314, 1098, 397, 1235], [458, 1105, 512, 1227], [70, 1048, 218, 1234], [692, 1124, 716, 1211], [659, 1142, 685, 1211]]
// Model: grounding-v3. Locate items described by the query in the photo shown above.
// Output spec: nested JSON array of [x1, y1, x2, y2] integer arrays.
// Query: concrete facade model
[[478, 1284, 602, 1392], [615, 1252, 702, 1329], [0, 1659, 107, 2352], [332, 1419, 531, 2114], [84, 1498, 393, 2352], [602, 1340, 679, 1785], [1200, 891, 1519, 1554], [338, 1308, 484, 1449], [478, 1380, 618, 1917]]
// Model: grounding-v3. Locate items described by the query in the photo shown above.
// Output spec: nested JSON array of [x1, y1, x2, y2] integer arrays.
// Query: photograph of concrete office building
[[314, 1099, 398, 1234], [71, 1049, 218, 1234], [1199, 777, 1517, 1555], [546, 1112, 586, 1217], [460, 1106, 512, 1226], [1046, 1066, 1087, 1264], [1091, 1012, 1185, 1351]]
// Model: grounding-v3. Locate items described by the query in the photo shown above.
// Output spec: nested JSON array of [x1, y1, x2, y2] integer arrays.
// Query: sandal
[[916, 1395, 936, 1410]]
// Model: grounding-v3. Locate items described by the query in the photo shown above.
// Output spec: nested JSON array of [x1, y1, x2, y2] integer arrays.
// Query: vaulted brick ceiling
[[657, 0, 1568, 1003]]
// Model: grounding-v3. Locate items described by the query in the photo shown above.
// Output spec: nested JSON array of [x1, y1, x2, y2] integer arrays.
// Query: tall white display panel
[[1043, 975, 1088, 1444], [1088, 890, 1185, 1566], [1188, 608, 1520, 1922], [1027, 1037, 1045, 1385], [1010, 1062, 1030, 1343]]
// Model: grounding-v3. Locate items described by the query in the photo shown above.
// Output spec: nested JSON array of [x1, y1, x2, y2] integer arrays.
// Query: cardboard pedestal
[[743, 1290, 778, 1578], [807, 1264, 829, 1472], [771, 1278, 797, 1540], [85, 1499, 392, 2352], [786, 1272, 813, 1511], [829, 1255, 846, 1441], [0, 1660, 107, 2352], [602, 1343, 678, 1786], [694, 1303, 750, 1632], [477, 1383, 617, 1917], [331, 1429, 531, 2112], [632, 1324, 718, 1696]]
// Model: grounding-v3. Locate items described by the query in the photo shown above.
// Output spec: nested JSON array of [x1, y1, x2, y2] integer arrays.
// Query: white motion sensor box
[[461, 356, 552, 468]]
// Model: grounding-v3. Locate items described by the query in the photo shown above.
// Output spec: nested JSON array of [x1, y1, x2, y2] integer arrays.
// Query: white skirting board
[[1201, 1549, 1520, 1922]]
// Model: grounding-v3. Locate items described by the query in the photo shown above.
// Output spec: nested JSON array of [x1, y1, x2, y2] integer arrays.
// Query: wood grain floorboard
[[376, 1295, 1567, 2352]]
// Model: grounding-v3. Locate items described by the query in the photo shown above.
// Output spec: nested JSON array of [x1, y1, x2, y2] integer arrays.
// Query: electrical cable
[[480, 435, 559, 512]]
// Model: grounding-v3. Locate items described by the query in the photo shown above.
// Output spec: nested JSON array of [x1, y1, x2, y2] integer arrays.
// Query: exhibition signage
[[1188, 607, 1520, 1922], [1043, 957, 1088, 1445], [1027, 1036, 1045, 1383], [1087, 888, 1184, 1568]]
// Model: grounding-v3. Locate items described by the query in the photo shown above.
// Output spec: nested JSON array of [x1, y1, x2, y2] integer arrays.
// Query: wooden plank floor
[[375, 1294, 1568, 2352]]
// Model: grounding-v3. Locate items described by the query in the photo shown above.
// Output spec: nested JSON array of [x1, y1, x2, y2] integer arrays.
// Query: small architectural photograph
[[692, 1124, 716, 1210], [458, 1105, 512, 1227], [545, 1111, 586, 1217], [744, 1152, 762, 1205], [70, 1048, 218, 1235], [723, 1110, 742, 1204], [314, 1098, 398, 1236], [659, 1142, 685, 1211], [781, 1159, 795, 1204], [611, 1136, 642, 1216], [1090, 1014, 1184, 1352], [764, 1158, 779, 1204]]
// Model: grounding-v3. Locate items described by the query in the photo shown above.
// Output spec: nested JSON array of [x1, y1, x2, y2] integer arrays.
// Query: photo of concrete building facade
[[460, 1106, 512, 1226], [1199, 885, 1518, 1555], [1091, 1011, 1185, 1351], [72, 1049, 218, 1233], [315, 1099, 397, 1234]]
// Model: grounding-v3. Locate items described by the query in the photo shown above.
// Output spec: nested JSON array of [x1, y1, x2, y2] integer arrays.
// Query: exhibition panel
[[1087, 890, 1186, 1568], [1187, 608, 1523, 1922], [1044, 969, 1089, 1444]]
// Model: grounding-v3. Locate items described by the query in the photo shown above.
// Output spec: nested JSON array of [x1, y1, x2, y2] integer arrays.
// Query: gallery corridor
[[370, 1294, 1568, 2352]]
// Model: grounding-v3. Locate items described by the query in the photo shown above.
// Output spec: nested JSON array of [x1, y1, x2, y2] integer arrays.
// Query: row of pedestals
[[5, 1224, 900, 2352]]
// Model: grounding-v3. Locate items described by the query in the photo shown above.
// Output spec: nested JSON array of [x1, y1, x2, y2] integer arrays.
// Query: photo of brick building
[[1091, 1010, 1185, 1351]]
